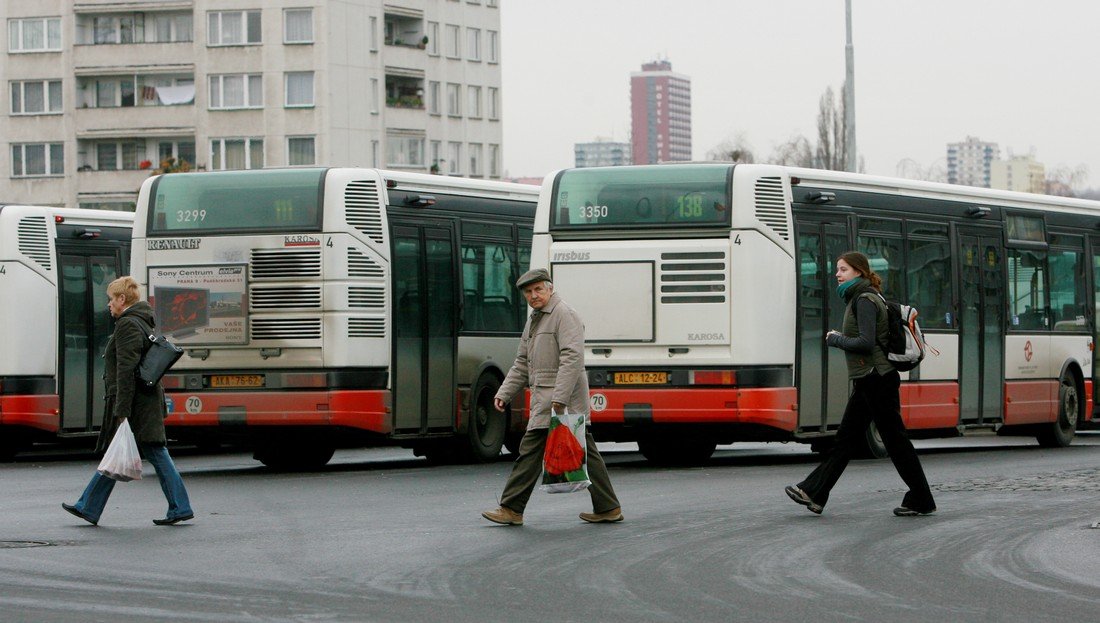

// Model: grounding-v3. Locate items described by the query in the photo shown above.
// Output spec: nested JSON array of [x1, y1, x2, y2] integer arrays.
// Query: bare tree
[[896, 158, 946, 183], [815, 85, 848, 171], [767, 134, 814, 167], [706, 133, 755, 163], [1045, 164, 1089, 197]]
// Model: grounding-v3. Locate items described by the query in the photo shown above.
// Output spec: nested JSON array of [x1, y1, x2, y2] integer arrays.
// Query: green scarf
[[836, 277, 863, 299]]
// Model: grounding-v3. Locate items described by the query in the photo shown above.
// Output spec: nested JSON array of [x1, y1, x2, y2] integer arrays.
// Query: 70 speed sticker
[[590, 393, 607, 412]]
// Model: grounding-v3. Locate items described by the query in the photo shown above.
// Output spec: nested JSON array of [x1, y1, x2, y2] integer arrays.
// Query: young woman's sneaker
[[893, 506, 937, 517], [784, 485, 823, 514]]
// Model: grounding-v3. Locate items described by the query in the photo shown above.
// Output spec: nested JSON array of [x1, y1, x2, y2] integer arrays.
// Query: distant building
[[0, 1, 504, 209], [574, 139, 631, 168], [630, 60, 691, 165], [946, 136, 999, 188], [991, 154, 1046, 194]]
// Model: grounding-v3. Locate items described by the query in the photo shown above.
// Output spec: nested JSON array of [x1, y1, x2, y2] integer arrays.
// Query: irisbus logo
[[552, 251, 590, 261]]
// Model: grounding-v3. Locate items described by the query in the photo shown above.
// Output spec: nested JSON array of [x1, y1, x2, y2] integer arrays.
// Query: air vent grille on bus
[[250, 248, 321, 280], [348, 317, 385, 338], [345, 180, 384, 244], [17, 215, 51, 270], [348, 286, 385, 308], [250, 317, 322, 340], [658, 251, 726, 304], [348, 248, 384, 278], [249, 286, 322, 311], [754, 177, 790, 241]]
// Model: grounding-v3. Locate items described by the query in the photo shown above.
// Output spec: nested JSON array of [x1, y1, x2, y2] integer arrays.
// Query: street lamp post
[[844, 0, 857, 173]]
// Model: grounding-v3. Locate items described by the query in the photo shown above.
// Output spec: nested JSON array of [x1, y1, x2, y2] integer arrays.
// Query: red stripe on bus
[[900, 382, 959, 429], [1084, 380, 1094, 422], [164, 390, 391, 433], [1003, 380, 1058, 425], [0, 395, 60, 432], [587, 388, 799, 431]]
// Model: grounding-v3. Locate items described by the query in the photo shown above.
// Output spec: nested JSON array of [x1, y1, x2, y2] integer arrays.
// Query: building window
[[284, 9, 313, 44], [158, 140, 196, 167], [210, 137, 264, 170], [209, 74, 263, 109], [487, 86, 499, 120], [207, 10, 261, 46], [489, 144, 499, 177], [428, 81, 440, 115], [370, 79, 379, 114], [8, 17, 62, 52], [92, 79, 136, 108], [386, 134, 424, 167], [427, 22, 439, 56], [95, 141, 144, 171], [448, 141, 461, 174], [371, 140, 379, 167], [92, 15, 140, 44], [79, 201, 136, 211], [430, 140, 442, 172], [11, 143, 63, 177], [445, 24, 460, 59], [287, 136, 315, 165], [285, 72, 314, 107], [11, 80, 62, 115], [467, 86, 482, 118], [369, 16, 378, 51], [487, 30, 499, 63], [467, 28, 481, 61], [469, 143, 482, 177], [150, 13, 193, 43], [446, 83, 460, 117]]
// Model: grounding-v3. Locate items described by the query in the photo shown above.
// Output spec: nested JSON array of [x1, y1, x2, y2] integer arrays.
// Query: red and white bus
[[534, 163, 1096, 464], [131, 168, 538, 468], [0, 205, 133, 458]]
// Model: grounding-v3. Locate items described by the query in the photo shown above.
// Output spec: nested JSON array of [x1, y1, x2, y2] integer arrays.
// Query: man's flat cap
[[516, 267, 551, 289]]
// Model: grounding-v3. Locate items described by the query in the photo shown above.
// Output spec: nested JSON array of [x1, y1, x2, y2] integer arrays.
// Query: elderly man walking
[[482, 268, 623, 526]]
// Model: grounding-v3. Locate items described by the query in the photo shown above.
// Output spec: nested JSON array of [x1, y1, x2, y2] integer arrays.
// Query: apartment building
[[630, 59, 691, 165], [946, 136, 998, 188], [990, 154, 1046, 194], [574, 138, 630, 168], [2, 0, 503, 210]]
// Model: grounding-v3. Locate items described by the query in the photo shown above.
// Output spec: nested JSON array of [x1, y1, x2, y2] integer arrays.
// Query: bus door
[[794, 214, 852, 432], [1089, 235, 1100, 414], [57, 248, 123, 433], [954, 226, 1004, 424], [390, 221, 457, 435]]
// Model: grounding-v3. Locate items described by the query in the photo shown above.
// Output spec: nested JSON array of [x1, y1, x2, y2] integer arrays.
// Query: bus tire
[[1037, 372, 1079, 448], [637, 436, 717, 466], [855, 421, 888, 459], [464, 375, 506, 462], [254, 438, 335, 470], [0, 428, 28, 461]]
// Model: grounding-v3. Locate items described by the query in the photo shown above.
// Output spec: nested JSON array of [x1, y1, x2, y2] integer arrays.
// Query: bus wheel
[[1037, 373, 1079, 448], [855, 421, 888, 459], [0, 428, 28, 461], [637, 436, 717, 466], [464, 375, 506, 462], [254, 439, 335, 470]]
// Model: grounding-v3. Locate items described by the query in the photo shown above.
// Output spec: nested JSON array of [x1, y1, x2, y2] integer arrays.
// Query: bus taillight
[[690, 370, 737, 386]]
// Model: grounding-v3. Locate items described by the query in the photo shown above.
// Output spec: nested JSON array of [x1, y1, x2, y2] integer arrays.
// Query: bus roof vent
[[754, 177, 789, 241], [348, 317, 385, 338], [17, 215, 51, 270], [345, 180, 384, 244]]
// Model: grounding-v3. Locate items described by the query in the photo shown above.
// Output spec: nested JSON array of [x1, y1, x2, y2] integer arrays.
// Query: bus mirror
[[806, 191, 835, 204], [405, 194, 436, 207]]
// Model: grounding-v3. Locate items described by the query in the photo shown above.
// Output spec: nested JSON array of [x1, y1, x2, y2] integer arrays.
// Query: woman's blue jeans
[[72, 444, 193, 523]]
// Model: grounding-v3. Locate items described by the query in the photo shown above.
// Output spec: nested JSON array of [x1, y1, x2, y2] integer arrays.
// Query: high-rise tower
[[630, 60, 691, 165]]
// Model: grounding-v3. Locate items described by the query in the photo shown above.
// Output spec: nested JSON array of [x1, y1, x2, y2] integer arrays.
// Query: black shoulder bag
[[132, 318, 184, 389]]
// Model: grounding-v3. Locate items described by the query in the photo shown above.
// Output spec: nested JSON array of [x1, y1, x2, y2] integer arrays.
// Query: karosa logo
[[552, 251, 590, 261]]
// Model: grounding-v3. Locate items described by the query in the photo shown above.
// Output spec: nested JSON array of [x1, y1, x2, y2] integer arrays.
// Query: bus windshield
[[148, 168, 326, 235], [551, 164, 731, 229]]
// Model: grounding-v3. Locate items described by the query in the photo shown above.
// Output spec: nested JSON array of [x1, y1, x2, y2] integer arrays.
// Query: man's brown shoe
[[579, 507, 623, 523], [482, 506, 523, 525]]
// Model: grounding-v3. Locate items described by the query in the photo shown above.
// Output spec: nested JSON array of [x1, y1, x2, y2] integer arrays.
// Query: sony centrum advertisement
[[148, 265, 247, 345]]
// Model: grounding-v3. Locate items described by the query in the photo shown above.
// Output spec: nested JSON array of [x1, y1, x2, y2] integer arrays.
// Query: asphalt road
[[2, 434, 1099, 622]]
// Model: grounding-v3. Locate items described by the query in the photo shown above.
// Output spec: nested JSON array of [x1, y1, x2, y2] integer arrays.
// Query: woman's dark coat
[[95, 301, 167, 454]]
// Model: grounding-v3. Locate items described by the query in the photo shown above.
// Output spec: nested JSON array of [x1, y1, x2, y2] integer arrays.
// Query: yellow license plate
[[209, 374, 265, 388], [613, 372, 668, 385]]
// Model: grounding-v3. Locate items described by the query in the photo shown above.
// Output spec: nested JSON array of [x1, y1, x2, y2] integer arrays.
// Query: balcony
[[73, 1, 194, 10], [75, 168, 152, 195], [75, 104, 196, 137], [73, 42, 194, 72]]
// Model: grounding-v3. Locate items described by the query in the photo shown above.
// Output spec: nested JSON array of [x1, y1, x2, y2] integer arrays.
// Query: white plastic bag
[[540, 409, 590, 494], [97, 419, 143, 481]]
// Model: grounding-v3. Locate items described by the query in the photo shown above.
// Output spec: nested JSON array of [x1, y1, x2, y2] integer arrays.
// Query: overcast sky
[[499, 0, 1100, 186]]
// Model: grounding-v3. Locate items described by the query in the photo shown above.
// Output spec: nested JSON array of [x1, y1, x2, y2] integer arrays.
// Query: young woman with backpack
[[785, 251, 937, 517]]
